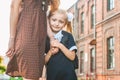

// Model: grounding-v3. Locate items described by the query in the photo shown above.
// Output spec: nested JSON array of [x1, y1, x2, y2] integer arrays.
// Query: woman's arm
[[45, 47, 59, 63], [6, 0, 22, 57], [47, 0, 60, 39], [45, 50, 52, 63], [40, 65, 46, 80], [10, 0, 22, 38]]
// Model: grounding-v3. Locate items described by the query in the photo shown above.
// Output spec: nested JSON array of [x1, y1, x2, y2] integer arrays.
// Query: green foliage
[[0, 65, 6, 74], [0, 56, 3, 63], [10, 77, 23, 80], [0, 56, 6, 74]]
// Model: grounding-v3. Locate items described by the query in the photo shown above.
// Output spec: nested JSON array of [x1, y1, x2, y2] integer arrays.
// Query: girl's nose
[[55, 21, 59, 26]]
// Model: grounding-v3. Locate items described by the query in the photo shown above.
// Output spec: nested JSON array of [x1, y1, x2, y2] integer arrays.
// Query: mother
[[6, 0, 60, 80]]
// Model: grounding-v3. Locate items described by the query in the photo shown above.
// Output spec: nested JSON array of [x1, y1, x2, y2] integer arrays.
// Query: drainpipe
[[94, 0, 96, 39], [94, 0, 97, 80], [94, 0, 96, 80]]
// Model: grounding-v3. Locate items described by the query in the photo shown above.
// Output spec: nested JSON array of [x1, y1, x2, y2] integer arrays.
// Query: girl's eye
[[59, 20, 64, 24], [52, 18, 56, 21]]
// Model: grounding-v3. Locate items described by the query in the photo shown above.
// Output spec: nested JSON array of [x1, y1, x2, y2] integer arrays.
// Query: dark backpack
[[73, 54, 79, 69]]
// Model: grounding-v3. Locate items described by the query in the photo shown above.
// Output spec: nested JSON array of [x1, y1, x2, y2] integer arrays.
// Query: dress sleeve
[[45, 36, 50, 53]]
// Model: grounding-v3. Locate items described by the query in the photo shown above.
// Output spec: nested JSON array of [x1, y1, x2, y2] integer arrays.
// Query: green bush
[[10, 77, 23, 80], [0, 65, 6, 74]]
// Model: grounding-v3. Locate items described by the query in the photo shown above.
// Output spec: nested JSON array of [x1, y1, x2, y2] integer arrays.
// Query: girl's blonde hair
[[48, 9, 72, 33]]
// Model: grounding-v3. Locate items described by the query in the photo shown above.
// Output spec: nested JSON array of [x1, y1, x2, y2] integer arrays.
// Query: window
[[80, 51, 84, 73], [90, 48, 95, 73], [107, 37, 115, 69], [107, 0, 114, 11], [91, 5, 95, 29], [81, 12, 84, 33]]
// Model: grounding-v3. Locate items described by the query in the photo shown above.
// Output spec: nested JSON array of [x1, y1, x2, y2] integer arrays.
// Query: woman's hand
[[50, 0, 60, 11], [39, 77, 46, 80], [6, 38, 15, 58]]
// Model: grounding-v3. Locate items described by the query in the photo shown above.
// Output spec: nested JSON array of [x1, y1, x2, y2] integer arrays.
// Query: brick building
[[68, 0, 120, 80]]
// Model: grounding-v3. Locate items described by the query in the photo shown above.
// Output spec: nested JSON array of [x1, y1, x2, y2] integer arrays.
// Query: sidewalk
[[0, 74, 10, 80]]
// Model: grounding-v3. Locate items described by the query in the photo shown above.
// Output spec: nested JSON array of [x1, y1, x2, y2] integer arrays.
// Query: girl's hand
[[50, 47, 59, 55], [51, 39, 61, 48], [50, 39, 60, 55]]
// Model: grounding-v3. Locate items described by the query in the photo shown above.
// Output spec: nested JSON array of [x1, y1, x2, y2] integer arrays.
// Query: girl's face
[[49, 12, 66, 34]]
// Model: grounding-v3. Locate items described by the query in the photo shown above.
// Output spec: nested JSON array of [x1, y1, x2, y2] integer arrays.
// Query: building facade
[[68, 0, 120, 80]]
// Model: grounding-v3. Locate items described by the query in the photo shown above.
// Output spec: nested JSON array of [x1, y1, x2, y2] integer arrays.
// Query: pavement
[[0, 74, 10, 80]]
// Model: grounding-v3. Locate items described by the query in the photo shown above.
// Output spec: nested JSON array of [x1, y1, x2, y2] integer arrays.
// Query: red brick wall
[[68, 0, 120, 80], [96, 0, 120, 80]]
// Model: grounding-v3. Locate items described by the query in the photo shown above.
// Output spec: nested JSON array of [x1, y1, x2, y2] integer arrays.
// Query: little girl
[[45, 9, 78, 80]]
